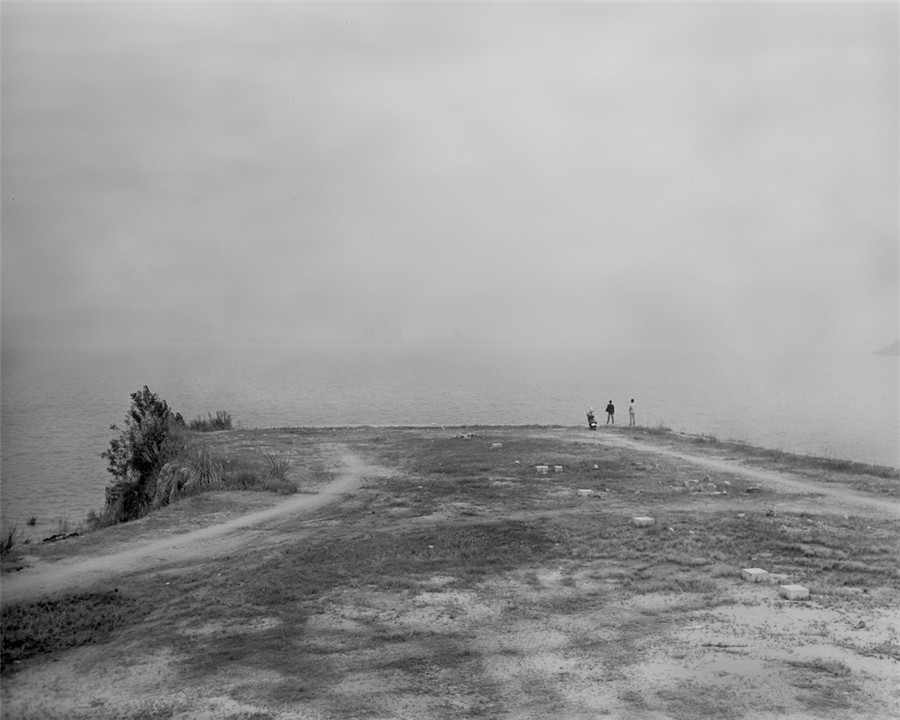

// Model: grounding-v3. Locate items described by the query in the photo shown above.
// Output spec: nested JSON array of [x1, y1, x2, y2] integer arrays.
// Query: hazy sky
[[2, 2, 897, 348]]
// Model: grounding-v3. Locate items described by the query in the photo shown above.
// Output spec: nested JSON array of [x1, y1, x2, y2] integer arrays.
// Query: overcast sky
[[2, 2, 897, 348]]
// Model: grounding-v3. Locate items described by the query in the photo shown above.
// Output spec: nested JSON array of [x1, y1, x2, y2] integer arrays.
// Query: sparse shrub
[[213, 453, 296, 494], [26, 517, 36, 527], [189, 411, 233, 432], [188, 446, 223, 489], [263, 453, 296, 494]]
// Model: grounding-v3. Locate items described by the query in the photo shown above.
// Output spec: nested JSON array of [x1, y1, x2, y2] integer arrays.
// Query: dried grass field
[[2, 425, 898, 719]]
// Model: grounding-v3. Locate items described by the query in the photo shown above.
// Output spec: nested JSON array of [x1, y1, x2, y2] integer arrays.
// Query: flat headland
[[2, 425, 898, 719]]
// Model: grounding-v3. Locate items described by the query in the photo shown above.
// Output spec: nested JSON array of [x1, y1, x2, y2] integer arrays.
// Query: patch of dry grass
[[1, 591, 150, 675]]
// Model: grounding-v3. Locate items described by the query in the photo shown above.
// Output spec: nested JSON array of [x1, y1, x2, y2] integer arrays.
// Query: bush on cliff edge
[[99, 386, 186, 524]]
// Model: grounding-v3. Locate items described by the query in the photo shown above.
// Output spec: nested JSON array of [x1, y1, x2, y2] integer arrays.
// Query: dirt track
[[601, 433, 900, 517], [0, 447, 388, 606]]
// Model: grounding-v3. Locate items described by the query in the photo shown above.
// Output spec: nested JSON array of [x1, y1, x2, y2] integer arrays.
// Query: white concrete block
[[741, 568, 769, 582], [491, 443, 503, 449], [778, 584, 810, 600], [535, 465, 549, 474], [554, 465, 563, 473], [577, 489, 593, 496], [632, 516, 655, 527]]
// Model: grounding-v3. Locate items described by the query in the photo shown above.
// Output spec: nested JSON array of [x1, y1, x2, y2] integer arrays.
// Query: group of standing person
[[586, 399, 636, 429]]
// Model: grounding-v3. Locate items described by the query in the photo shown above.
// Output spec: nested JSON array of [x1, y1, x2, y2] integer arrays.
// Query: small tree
[[101, 386, 185, 522]]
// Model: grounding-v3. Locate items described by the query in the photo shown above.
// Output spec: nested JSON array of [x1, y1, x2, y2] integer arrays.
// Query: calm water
[[1, 341, 897, 540]]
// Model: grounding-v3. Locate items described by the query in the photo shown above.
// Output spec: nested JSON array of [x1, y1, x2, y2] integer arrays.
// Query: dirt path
[[600, 433, 900, 516], [0, 447, 386, 606]]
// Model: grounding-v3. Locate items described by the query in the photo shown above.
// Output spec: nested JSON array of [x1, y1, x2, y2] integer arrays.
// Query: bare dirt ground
[[1, 427, 898, 720]]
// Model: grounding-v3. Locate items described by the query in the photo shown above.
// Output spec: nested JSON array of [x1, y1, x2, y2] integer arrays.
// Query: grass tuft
[[0, 522, 19, 556], [189, 411, 233, 432], [787, 657, 852, 677], [643, 421, 672, 436], [262, 452, 292, 482]]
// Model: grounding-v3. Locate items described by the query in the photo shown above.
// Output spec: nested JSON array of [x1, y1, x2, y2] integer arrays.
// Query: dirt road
[[601, 432, 900, 516], [0, 448, 388, 606]]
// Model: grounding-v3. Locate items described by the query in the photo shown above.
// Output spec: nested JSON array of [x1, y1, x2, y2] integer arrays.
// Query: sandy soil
[[1, 432, 898, 720]]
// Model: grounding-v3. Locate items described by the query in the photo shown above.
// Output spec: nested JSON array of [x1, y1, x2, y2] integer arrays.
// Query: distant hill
[[874, 340, 900, 356]]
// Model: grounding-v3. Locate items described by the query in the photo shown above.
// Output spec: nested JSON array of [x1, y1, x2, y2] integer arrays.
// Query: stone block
[[778, 584, 810, 601], [535, 465, 549, 474], [577, 489, 593, 496], [554, 465, 563, 473], [632, 516, 654, 527], [741, 568, 769, 582], [491, 443, 503, 449]]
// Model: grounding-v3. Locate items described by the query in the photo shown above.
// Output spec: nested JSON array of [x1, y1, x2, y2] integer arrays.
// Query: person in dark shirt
[[606, 400, 615, 424]]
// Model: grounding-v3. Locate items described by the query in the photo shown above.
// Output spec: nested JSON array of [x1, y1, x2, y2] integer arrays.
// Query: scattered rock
[[742, 568, 769, 582], [778, 584, 810, 601]]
